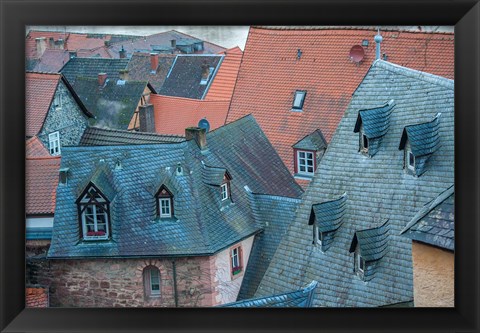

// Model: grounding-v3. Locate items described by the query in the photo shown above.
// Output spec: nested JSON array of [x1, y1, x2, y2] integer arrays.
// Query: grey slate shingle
[[292, 129, 327, 151], [79, 127, 185, 146], [256, 60, 454, 307], [60, 58, 129, 86]]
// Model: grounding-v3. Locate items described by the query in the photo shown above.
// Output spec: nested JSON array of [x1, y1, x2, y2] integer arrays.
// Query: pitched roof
[[224, 281, 317, 307], [158, 55, 223, 99], [48, 115, 303, 258], [26, 136, 50, 158], [293, 129, 327, 151], [126, 53, 176, 92], [26, 287, 49, 308], [26, 156, 61, 215], [256, 60, 454, 307], [205, 47, 243, 101], [349, 220, 390, 262], [60, 57, 129, 85], [80, 127, 185, 146], [25, 31, 70, 58], [26, 49, 71, 73], [401, 185, 454, 251], [226, 27, 454, 177], [72, 77, 149, 130], [151, 94, 231, 136]]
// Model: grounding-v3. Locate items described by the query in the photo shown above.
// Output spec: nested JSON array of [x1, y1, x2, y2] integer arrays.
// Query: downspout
[[172, 259, 179, 307]]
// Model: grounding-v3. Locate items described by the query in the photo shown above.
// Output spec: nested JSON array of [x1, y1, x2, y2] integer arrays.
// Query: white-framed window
[[48, 131, 61, 156], [292, 90, 306, 110], [297, 150, 315, 175], [231, 246, 242, 276], [357, 253, 365, 273], [78, 186, 109, 240], [316, 227, 323, 246], [143, 266, 161, 297], [221, 183, 229, 201], [407, 150, 415, 171], [360, 133, 369, 153], [53, 93, 62, 110], [159, 198, 172, 218], [200, 67, 215, 85]]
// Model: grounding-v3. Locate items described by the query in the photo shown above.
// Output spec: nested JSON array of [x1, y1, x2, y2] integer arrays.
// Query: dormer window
[[156, 185, 174, 219], [200, 66, 214, 85], [356, 252, 365, 274], [77, 185, 110, 240], [293, 129, 327, 179], [221, 182, 229, 201], [360, 131, 369, 154], [48, 131, 61, 156], [315, 226, 323, 246], [297, 150, 315, 176], [292, 90, 306, 111], [407, 149, 415, 171]]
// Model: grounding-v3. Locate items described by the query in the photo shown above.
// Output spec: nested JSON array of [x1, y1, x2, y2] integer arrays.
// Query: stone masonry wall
[[38, 81, 89, 153]]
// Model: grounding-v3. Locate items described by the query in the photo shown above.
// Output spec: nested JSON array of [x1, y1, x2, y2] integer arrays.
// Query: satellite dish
[[349, 45, 365, 63], [198, 118, 210, 133]]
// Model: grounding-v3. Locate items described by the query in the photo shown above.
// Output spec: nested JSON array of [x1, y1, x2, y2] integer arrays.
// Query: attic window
[[78, 185, 110, 241], [407, 149, 415, 171], [48, 131, 61, 156], [356, 252, 365, 274], [200, 67, 215, 85], [156, 185, 174, 219], [296, 150, 315, 176], [292, 90, 306, 111], [360, 130, 369, 154], [221, 183, 229, 201], [53, 94, 62, 110]]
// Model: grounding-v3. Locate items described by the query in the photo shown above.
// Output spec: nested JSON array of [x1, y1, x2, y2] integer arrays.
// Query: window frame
[[230, 246, 243, 277], [77, 185, 110, 241], [292, 90, 307, 111], [48, 131, 61, 156], [296, 149, 315, 176], [407, 150, 415, 171], [53, 93, 62, 110], [156, 185, 174, 219], [143, 266, 161, 298], [221, 183, 229, 201]]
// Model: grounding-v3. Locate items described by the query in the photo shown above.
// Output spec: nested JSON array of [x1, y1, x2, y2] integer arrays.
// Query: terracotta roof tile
[[226, 27, 454, 177], [205, 47, 243, 101], [26, 287, 49, 308], [26, 136, 50, 158], [151, 94, 230, 136], [25, 72, 61, 137], [25, 31, 70, 58], [26, 157, 60, 215]]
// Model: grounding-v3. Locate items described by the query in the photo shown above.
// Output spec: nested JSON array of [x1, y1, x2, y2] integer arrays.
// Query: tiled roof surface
[[48, 115, 303, 258], [26, 157, 61, 215], [26, 287, 49, 308], [126, 53, 176, 91], [26, 49, 70, 73], [401, 185, 454, 251], [205, 47, 243, 101], [72, 77, 147, 130], [26, 136, 50, 158], [158, 55, 223, 99], [25, 31, 70, 58], [238, 191, 301, 300], [256, 60, 454, 307], [60, 57, 129, 85], [225, 281, 317, 307], [25, 72, 61, 137], [293, 129, 327, 151], [80, 126, 185, 146], [151, 94, 231, 136], [226, 27, 454, 176]]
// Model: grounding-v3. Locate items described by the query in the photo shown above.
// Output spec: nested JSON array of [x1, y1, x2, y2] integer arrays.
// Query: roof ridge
[[87, 126, 185, 138], [248, 191, 302, 203], [252, 26, 454, 35]]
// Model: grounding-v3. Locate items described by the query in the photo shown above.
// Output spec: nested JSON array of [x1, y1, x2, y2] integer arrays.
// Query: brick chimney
[[35, 37, 47, 58], [119, 69, 129, 81], [48, 37, 55, 48], [56, 38, 65, 50], [98, 73, 107, 87], [185, 127, 207, 150], [171, 39, 177, 48], [139, 104, 155, 133], [119, 45, 126, 59], [150, 53, 159, 73]]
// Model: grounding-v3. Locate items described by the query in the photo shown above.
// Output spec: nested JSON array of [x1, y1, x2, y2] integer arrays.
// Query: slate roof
[[26, 156, 61, 215], [60, 57, 129, 85], [48, 115, 303, 258], [158, 55, 223, 99], [226, 27, 454, 177], [350, 220, 390, 262], [401, 185, 454, 251], [293, 129, 327, 151], [126, 53, 176, 91], [150, 94, 231, 136], [256, 60, 454, 307], [224, 281, 317, 307], [204, 47, 243, 101], [80, 127, 185, 146], [237, 190, 301, 300], [72, 77, 149, 130]]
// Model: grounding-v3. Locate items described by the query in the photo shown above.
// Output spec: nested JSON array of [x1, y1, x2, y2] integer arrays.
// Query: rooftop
[[26, 156, 61, 215], [80, 126, 185, 146], [60, 57, 129, 85]]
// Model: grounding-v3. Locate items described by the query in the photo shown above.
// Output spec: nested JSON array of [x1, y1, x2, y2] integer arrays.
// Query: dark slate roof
[[73, 77, 149, 130], [26, 227, 52, 240], [201, 164, 230, 186], [60, 58, 129, 85], [237, 190, 301, 300], [354, 100, 395, 139], [158, 55, 223, 99], [292, 129, 327, 151], [401, 185, 454, 251], [48, 115, 303, 258], [126, 53, 176, 92], [349, 220, 390, 262], [224, 281, 317, 307], [309, 192, 347, 233], [79, 127, 185, 146], [256, 60, 454, 307]]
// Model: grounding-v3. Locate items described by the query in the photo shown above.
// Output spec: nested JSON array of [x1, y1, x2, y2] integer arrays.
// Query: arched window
[[77, 185, 110, 240], [156, 185, 174, 218], [143, 266, 161, 298]]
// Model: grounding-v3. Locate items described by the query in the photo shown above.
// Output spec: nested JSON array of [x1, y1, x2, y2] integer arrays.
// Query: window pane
[[293, 92, 305, 108], [299, 152, 305, 158]]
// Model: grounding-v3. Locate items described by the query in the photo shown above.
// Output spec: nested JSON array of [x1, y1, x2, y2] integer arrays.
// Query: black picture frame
[[1, 0, 479, 332]]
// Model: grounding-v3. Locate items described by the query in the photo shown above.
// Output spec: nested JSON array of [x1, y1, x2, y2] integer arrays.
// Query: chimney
[[56, 38, 65, 50], [98, 73, 107, 87], [119, 69, 129, 81], [185, 127, 207, 150], [150, 53, 159, 73], [69, 51, 77, 59], [139, 104, 155, 133], [119, 45, 126, 59], [374, 29, 383, 60], [48, 37, 55, 48], [35, 37, 47, 58], [170, 39, 177, 48]]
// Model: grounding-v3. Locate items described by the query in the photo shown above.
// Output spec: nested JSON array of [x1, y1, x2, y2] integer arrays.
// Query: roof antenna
[[374, 27, 383, 60]]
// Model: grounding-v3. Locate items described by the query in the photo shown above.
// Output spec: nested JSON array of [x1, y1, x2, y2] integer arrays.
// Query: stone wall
[[412, 241, 454, 307], [38, 80, 89, 153]]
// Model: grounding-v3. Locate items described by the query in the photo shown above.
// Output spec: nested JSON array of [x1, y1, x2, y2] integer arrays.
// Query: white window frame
[[231, 246, 242, 276], [407, 150, 415, 171], [48, 131, 61, 156], [357, 253, 365, 273], [221, 183, 229, 201], [292, 90, 306, 110], [200, 67, 215, 85], [79, 188, 109, 241], [149, 268, 161, 296], [159, 198, 172, 218], [297, 150, 315, 175], [316, 226, 323, 246]]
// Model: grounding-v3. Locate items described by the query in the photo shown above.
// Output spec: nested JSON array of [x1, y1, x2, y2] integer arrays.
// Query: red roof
[[26, 136, 49, 158], [151, 94, 230, 136], [25, 72, 61, 137], [26, 157, 60, 215], [30, 49, 70, 73], [226, 27, 454, 176], [25, 31, 70, 58], [26, 287, 49, 308], [205, 47, 243, 101]]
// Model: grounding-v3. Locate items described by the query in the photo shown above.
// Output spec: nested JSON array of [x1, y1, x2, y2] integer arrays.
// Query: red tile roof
[[26, 156, 60, 215], [25, 72, 61, 137], [205, 47, 243, 101], [25, 31, 70, 58], [226, 27, 454, 176], [30, 49, 70, 73], [26, 136, 50, 158], [151, 94, 230, 136], [26, 287, 49, 308]]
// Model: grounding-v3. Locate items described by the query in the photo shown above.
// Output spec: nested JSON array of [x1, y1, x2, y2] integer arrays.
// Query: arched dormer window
[[77, 185, 110, 240], [156, 185, 174, 219], [143, 265, 161, 298]]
